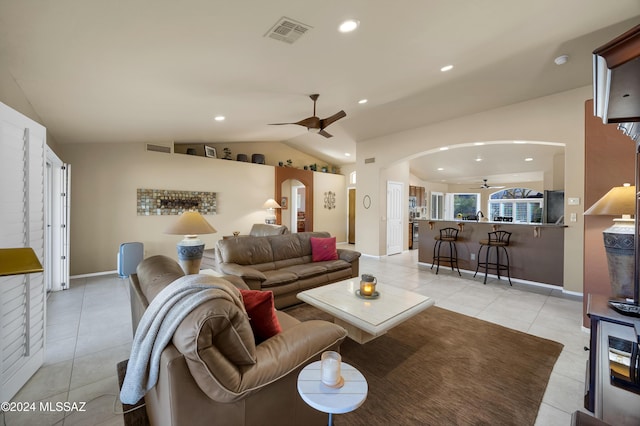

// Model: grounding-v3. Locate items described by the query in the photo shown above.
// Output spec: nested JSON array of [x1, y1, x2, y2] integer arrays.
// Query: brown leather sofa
[[201, 224, 288, 269], [128, 255, 348, 426], [214, 232, 361, 309]]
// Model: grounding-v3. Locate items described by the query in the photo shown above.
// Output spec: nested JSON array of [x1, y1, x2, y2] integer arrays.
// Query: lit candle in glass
[[360, 281, 374, 296], [320, 351, 341, 386]]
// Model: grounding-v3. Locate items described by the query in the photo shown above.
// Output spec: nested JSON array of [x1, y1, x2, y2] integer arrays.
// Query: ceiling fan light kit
[[270, 94, 346, 138]]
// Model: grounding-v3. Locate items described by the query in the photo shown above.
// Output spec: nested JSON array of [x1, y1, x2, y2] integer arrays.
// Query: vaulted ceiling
[[1, 1, 638, 182]]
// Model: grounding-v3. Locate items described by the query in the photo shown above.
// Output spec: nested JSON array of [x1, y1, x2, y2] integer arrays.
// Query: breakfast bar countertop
[[417, 219, 565, 287]]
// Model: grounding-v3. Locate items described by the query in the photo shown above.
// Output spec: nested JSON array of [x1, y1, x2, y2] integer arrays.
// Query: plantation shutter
[[0, 102, 46, 401]]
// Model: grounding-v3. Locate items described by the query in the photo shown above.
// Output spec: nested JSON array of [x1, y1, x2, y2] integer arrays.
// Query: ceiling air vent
[[146, 143, 172, 154], [265, 17, 312, 44], [364, 157, 375, 164]]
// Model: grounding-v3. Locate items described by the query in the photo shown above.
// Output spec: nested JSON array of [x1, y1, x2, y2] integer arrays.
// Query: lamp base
[[176, 238, 205, 275], [603, 218, 635, 299]]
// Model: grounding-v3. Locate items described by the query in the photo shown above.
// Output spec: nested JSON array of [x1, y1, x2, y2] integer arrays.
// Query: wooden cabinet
[[410, 186, 425, 208]]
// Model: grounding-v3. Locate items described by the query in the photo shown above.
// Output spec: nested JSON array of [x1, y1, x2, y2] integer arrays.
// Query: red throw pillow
[[310, 236, 338, 262], [239, 290, 282, 343]]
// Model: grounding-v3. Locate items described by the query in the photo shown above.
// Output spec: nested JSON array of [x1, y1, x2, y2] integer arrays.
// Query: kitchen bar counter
[[417, 219, 566, 286]]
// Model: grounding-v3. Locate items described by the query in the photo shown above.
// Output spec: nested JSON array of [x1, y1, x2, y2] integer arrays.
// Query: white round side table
[[297, 360, 368, 426]]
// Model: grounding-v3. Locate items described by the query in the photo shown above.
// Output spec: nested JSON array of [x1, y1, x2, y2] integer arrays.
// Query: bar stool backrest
[[440, 227, 459, 240], [488, 230, 511, 245]]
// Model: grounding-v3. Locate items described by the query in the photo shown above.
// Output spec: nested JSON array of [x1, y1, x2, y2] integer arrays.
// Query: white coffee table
[[297, 360, 367, 426], [297, 278, 434, 344]]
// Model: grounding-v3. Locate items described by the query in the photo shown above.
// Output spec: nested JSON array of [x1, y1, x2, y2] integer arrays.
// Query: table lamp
[[584, 183, 636, 299], [0, 247, 44, 276], [164, 210, 217, 274], [263, 198, 281, 224]]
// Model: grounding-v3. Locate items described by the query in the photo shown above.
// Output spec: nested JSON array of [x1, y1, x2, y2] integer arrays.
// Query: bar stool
[[431, 227, 461, 276], [474, 230, 512, 285]]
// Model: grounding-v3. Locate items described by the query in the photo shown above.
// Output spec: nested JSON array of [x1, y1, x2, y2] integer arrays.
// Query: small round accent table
[[297, 360, 368, 426]]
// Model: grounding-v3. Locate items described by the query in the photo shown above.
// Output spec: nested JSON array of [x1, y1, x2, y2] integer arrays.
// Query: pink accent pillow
[[310, 236, 338, 262], [239, 290, 282, 343]]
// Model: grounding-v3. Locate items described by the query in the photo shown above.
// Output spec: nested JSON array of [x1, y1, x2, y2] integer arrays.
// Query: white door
[[386, 181, 404, 255], [45, 147, 70, 291], [0, 101, 47, 401]]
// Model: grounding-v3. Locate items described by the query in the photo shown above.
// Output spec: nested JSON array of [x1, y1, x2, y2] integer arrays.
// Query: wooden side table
[[297, 360, 367, 425]]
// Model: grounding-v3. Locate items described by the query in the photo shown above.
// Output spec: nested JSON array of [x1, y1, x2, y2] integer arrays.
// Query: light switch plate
[[568, 197, 580, 205]]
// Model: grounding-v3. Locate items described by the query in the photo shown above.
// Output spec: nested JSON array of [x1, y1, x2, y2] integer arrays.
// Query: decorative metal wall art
[[137, 188, 217, 216], [324, 191, 336, 210]]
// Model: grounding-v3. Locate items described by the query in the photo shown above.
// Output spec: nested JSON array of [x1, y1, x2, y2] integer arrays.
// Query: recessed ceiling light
[[439, 147, 449, 151], [524, 157, 533, 162], [475, 157, 483, 162], [440, 65, 454, 72], [214, 115, 225, 121], [554, 54, 569, 65], [358, 99, 368, 104], [345, 153, 351, 157], [339, 19, 359, 33], [437, 167, 444, 171]]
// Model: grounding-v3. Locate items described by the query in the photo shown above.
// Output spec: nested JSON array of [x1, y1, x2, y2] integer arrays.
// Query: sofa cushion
[[261, 270, 299, 287], [240, 290, 282, 343], [268, 234, 304, 262], [314, 259, 352, 273], [310, 237, 338, 262], [218, 236, 274, 265], [280, 263, 328, 279]]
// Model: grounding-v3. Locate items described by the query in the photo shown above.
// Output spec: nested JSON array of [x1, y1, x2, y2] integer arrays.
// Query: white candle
[[321, 351, 341, 386]]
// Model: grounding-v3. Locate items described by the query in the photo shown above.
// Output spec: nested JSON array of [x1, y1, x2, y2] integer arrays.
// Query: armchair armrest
[[187, 320, 347, 403]]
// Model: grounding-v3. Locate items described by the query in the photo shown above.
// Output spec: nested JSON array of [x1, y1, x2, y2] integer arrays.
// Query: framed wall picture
[[281, 196, 288, 209], [205, 146, 217, 158]]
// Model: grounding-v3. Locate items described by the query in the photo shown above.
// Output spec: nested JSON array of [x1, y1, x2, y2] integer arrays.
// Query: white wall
[[61, 141, 348, 274]]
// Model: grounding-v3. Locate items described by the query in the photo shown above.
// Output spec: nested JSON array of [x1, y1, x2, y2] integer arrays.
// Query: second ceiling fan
[[471, 179, 505, 189], [270, 94, 346, 138]]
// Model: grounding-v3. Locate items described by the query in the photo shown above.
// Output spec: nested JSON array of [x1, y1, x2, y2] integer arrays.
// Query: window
[[489, 188, 543, 223], [446, 193, 480, 219], [431, 192, 444, 219]]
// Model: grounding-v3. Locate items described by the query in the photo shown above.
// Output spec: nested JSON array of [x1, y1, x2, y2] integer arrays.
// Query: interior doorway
[[291, 183, 306, 233]]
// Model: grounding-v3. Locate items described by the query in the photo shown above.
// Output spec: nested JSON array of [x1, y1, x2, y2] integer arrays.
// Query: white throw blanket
[[119, 274, 245, 404]]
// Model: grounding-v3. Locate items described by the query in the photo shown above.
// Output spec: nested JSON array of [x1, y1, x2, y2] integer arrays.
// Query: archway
[[275, 168, 314, 231]]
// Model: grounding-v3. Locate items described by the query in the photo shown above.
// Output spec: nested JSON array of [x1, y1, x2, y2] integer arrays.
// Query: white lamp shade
[[262, 198, 282, 209], [164, 211, 217, 236], [584, 184, 636, 217]]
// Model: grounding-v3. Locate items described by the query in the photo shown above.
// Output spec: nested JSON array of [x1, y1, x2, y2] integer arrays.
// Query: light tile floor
[[5, 248, 591, 425]]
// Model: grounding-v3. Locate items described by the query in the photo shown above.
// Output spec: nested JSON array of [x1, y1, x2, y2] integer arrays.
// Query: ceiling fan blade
[[320, 110, 346, 129], [318, 129, 333, 138], [269, 116, 320, 128], [295, 116, 321, 128]]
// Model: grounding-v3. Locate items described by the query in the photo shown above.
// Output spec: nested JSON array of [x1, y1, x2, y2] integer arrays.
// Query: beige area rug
[[285, 304, 564, 426]]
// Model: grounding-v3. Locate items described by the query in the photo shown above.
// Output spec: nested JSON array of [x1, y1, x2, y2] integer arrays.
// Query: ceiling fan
[[270, 94, 346, 138], [471, 179, 505, 189]]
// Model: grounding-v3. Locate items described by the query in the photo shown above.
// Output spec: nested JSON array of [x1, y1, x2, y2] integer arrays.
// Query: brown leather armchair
[[128, 255, 347, 426]]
